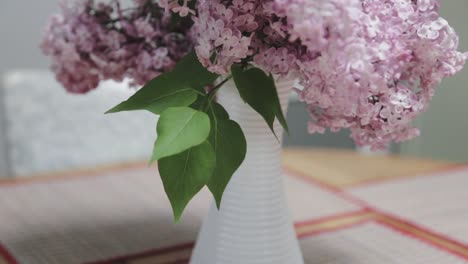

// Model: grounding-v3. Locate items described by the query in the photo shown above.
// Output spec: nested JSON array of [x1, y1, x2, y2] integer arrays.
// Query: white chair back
[[1, 70, 156, 177]]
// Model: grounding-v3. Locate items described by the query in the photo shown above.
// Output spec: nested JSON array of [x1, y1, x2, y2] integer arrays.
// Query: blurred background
[[0, 1, 467, 178]]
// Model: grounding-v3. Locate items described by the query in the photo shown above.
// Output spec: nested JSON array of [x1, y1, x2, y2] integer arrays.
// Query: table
[[283, 148, 456, 187], [0, 148, 467, 264]]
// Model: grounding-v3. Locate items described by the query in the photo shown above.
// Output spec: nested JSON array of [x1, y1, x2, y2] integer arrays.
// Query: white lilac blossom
[[41, 0, 193, 93]]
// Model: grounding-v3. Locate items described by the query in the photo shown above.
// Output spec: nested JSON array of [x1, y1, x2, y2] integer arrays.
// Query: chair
[[1, 70, 156, 177]]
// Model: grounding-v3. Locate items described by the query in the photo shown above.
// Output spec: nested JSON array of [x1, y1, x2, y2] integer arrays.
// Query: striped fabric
[[351, 166, 468, 246], [0, 161, 467, 263], [0, 165, 357, 264]]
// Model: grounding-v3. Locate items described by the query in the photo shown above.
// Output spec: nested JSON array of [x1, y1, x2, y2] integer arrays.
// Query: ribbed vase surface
[[189, 77, 304, 264]]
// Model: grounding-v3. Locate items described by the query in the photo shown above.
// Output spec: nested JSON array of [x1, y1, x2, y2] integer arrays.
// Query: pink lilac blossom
[[190, 0, 465, 148], [43, 0, 466, 148], [191, 0, 298, 75], [41, 0, 193, 93], [276, 0, 466, 149], [191, 0, 255, 74], [158, 0, 196, 16]]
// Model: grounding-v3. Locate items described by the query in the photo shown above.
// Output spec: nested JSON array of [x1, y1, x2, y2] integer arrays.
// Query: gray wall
[[284, 102, 355, 149], [400, 1, 468, 162], [0, 1, 139, 72], [0, 1, 60, 176], [0, 1, 61, 73], [0, 87, 8, 176]]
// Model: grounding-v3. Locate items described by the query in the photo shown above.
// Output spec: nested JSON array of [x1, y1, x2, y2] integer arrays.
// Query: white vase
[[190, 77, 304, 264], [356, 145, 391, 155]]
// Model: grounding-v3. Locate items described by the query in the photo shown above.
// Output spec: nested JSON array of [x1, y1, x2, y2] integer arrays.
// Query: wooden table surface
[[282, 147, 458, 188]]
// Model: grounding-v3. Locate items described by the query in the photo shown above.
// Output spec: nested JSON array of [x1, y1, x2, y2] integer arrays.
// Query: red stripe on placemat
[[0, 243, 19, 264], [348, 163, 468, 189], [366, 208, 468, 256], [0, 162, 151, 188], [86, 242, 194, 264], [286, 167, 468, 259], [377, 211, 468, 249], [284, 167, 369, 208], [298, 217, 371, 239], [294, 209, 371, 229], [377, 219, 468, 261]]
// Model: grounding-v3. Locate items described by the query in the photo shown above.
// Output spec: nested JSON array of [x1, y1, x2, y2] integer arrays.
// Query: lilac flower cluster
[[41, 0, 193, 93], [42, 0, 466, 148], [190, 0, 297, 75], [189, 0, 466, 148], [158, 0, 196, 16], [290, 0, 467, 148]]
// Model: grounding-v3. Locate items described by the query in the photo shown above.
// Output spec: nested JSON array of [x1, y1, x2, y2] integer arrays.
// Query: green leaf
[[106, 51, 219, 115], [207, 101, 229, 120], [206, 102, 246, 208], [159, 141, 216, 222], [231, 65, 289, 137], [172, 51, 219, 92], [189, 94, 208, 111], [151, 107, 210, 162], [106, 73, 198, 115], [275, 102, 289, 135]]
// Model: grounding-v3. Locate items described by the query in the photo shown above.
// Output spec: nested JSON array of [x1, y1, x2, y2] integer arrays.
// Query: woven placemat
[[0, 163, 467, 263], [351, 165, 468, 246], [0, 166, 357, 264]]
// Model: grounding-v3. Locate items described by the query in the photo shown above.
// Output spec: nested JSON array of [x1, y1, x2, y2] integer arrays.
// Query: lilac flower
[[190, 0, 466, 149], [41, 0, 193, 93], [158, 0, 195, 16], [191, 0, 300, 75], [43, 0, 467, 149], [282, 0, 467, 149], [191, 0, 252, 74]]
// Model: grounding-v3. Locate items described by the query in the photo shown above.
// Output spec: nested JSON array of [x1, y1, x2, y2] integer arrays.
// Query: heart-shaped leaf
[[106, 51, 219, 115], [151, 107, 210, 162], [206, 102, 246, 208], [159, 140, 216, 222], [106, 73, 198, 115], [231, 65, 289, 137]]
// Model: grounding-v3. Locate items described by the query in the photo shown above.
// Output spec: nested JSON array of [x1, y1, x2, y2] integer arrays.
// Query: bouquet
[[43, 0, 466, 221]]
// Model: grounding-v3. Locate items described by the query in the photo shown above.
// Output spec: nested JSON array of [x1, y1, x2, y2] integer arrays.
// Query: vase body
[[190, 77, 304, 264]]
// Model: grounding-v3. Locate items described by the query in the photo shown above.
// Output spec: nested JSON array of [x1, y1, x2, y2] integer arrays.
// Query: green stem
[[200, 75, 232, 112], [207, 75, 232, 102]]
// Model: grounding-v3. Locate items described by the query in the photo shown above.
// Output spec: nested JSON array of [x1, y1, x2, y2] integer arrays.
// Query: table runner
[[350, 166, 468, 246], [0, 162, 467, 263]]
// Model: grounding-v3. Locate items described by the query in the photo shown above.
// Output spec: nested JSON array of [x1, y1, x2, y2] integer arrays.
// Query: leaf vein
[[160, 111, 197, 153], [146, 88, 193, 105]]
